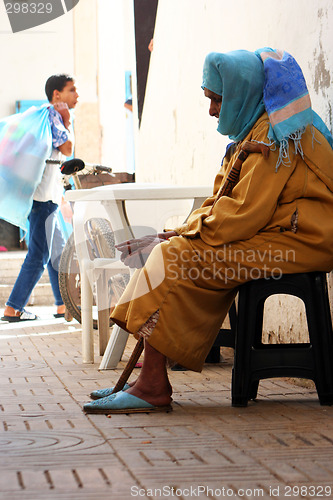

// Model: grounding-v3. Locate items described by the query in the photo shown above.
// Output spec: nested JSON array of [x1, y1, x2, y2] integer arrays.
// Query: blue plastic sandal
[[83, 391, 172, 414], [89, 383, 131, 400]]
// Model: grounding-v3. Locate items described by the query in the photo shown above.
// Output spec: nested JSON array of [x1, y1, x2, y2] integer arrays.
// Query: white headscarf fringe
[[274, 128, 306, 172], [252, 130, 319, 172]]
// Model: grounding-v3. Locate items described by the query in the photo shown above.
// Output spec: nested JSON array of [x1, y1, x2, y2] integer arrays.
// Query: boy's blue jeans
[[6, 200, 66, 311]]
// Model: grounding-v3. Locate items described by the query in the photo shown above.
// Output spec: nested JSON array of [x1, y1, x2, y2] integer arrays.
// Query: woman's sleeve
[[177, 115, 298, 244], [175, 119, 297, 244], [199, 150, 296, 246]]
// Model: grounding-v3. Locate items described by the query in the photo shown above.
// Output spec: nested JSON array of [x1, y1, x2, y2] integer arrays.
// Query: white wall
[[136, 0, 333, 186], [0, 3, 74, 118], [97, 0, 136, 172], [72, 0, 100, 162]]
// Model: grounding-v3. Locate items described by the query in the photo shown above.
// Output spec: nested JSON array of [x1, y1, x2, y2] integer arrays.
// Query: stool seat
[[232, 272, 333, 407]]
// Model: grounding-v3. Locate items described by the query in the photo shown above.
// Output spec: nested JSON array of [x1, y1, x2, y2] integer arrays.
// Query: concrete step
[[0, 251, 55, 308]]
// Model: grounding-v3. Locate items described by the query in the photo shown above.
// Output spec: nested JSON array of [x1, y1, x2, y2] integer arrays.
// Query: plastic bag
[[0, 105, 52, 232]]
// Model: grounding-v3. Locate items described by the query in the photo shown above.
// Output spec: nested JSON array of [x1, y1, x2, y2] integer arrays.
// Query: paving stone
[[1, 306, 333, 497]]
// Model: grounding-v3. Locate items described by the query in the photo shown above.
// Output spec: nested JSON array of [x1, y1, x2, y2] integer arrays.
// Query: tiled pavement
[[0, 307, 333, 500]]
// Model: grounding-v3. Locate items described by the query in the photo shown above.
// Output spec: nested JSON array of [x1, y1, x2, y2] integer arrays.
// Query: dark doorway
[[134, 0, 159, 125]]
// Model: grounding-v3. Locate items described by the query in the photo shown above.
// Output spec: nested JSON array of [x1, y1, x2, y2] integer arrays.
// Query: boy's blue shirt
[[48, 106, 69, 148]]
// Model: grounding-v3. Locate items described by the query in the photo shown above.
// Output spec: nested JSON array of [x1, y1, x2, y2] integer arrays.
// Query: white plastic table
[[66, 183, 212, 368]]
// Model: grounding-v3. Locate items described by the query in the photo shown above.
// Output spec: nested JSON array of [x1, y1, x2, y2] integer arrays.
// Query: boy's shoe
[[1, 310, 39, 322]]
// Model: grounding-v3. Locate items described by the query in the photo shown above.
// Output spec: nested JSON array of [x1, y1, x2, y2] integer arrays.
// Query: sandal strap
[[20, 310, 38, 320]]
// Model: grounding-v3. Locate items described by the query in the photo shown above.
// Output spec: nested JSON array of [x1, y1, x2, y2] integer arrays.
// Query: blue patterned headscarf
[[202, 49, 333, 167], [256, 47, 332, 162]]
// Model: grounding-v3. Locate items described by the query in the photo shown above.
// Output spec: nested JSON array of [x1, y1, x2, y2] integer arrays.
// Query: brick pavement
[[0, 306, 333, 500]]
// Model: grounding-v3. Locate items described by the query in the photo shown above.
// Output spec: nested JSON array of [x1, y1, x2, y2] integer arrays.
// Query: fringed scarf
[[202, 48, 333, 171], [255, 47, 332, 169]]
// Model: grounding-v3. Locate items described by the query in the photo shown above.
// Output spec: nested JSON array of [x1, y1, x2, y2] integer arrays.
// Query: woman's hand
[[116, 231, 177, 269]]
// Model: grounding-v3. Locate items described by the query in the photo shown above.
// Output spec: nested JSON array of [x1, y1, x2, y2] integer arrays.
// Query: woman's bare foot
[[126, 382, 172, 407], [126, 379, 172, 394], [125, 340, 173, 407]]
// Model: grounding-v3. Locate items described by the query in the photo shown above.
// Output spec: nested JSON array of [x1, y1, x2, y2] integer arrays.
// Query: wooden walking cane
[[212, 141, 270, 206], [110, 141, 270, 392], [111, 336, 144, 394]]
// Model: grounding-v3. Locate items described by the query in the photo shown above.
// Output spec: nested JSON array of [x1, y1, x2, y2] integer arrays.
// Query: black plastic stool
[[232, 272, 333, 407], [205, 302, 237, 363]]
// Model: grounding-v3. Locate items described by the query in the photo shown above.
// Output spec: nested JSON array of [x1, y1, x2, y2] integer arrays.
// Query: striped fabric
[[255, 48, 314, 168], [257, 48, 313, 143]]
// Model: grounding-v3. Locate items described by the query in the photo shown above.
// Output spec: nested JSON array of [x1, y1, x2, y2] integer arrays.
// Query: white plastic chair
[[72, 194, 192, 365]]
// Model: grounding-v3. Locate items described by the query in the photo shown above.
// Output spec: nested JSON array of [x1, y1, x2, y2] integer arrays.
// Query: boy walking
[[1, 75, 79, 322]]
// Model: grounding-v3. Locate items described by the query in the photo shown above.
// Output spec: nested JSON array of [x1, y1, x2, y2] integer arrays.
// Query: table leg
[[99, 325, 129, 370], [95, 270, 110, 355], [81, 262, 94, 363], [98, 308, 110, 355]]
